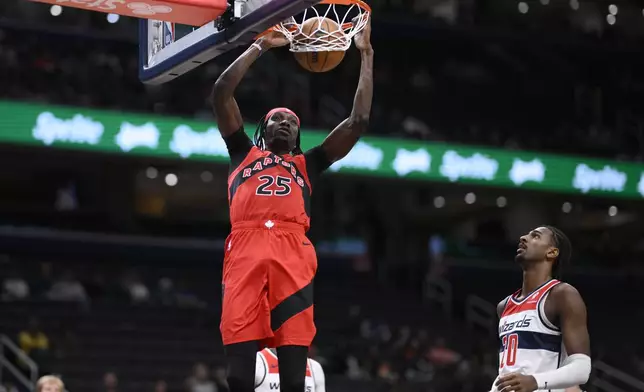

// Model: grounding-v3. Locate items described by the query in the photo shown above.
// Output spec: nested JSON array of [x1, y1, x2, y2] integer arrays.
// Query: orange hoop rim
[[255, 0, 371, 39]]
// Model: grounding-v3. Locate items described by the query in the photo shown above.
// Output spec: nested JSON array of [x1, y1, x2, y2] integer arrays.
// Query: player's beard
[[267, 136, 293, 154]]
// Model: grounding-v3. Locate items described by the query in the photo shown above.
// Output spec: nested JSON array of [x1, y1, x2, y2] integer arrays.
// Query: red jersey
[[225, 130, 330, 231]]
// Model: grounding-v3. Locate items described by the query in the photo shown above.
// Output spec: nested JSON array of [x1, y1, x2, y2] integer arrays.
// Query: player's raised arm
[[319, 18, 373, 163], [211, 32, 289, 137]]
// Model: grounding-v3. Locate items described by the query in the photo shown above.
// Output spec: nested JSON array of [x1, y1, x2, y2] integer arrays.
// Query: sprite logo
[[392, 148, 431, 176], [169, 125, 228, 158], [32, 111, 104, 146], [509, 158, 546, 186], [572, 164, 627, 194], [329, 141, 383, 172], [115, 122, 160, 152], [439, 150, 499, 182]]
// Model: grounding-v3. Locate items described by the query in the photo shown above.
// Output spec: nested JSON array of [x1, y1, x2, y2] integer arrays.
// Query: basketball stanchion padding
[[29, 0, 227, 26]]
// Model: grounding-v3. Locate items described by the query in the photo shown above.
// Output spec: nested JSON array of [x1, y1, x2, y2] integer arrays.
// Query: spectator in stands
[[155, 277, 206, 308], [47, 270, 89, 304], [211, 366, 228, 391], [36, 375, 64, 392], [345, 355, 369, 380], [427, 337, 461, 367], [154, 380, 168, 392], [174, 281, 207, 309], [18, 317, 49, 360], [185, 362, 217, 392], [377, 361, 398, 383], [2, 268, 29, 301], [0, 383, 19, 392], [102, 371, 118, 392], [427, 233, 446, 280], [120, 270, 150, 305], [155, 277, 176, 306]]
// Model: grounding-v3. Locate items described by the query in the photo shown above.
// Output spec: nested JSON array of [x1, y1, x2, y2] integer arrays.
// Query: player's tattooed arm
[[320, 18, 373, 163], [552, 283, 590, 356], [211, 31, 288, 137]]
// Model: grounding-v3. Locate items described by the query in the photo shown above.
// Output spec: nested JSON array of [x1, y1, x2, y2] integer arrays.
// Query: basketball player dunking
[[255, 348, 325, 392], [493, 226, 591, 392], [211, 19, 373, 392]]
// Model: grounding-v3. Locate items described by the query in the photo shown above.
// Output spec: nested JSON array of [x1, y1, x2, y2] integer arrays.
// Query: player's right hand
[[495, 373, 538, 392], [352, 15, 372, 51], [257, 31, 289, 49]]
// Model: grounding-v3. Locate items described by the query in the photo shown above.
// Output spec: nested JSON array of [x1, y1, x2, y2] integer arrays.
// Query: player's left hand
[[495, 373, 538, 392], [352, 15, 372, 52]]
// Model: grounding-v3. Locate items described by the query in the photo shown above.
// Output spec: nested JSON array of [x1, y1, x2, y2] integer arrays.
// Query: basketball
[[294, 17, 346, 73]]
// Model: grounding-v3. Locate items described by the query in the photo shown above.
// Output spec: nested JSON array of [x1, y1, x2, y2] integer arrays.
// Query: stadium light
[[165, 173, 178, 187], [146, 167, 158, 179], [608, 4, 618, 15], [50, 5, 62, 16]]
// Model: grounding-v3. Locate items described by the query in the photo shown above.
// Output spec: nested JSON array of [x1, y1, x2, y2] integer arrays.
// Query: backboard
[[139, 0, 321, 85]]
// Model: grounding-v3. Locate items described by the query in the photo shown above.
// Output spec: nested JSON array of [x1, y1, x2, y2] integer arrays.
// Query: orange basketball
[[294, 17, 346, 73]]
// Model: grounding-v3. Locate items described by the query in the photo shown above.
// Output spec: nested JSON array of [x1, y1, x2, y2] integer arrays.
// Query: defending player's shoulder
[[496, 296, 509, 318], [309, 358, 326, 392], [255, 350, 268, 387], [549, 282, 586, 313], [309, 358, 324, 375]]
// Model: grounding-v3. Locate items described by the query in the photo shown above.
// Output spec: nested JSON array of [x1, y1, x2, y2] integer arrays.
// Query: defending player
[[211, 18, 373, 392], [493, 226, 591, 392], [255, 348, 325, 392]]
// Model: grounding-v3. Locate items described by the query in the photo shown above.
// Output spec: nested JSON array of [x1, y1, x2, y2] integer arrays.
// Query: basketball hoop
[[260, 0, 371, 52]]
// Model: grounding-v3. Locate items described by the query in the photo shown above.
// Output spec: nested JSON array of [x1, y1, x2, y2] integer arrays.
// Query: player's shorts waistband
[[231, 220, 305, 233]]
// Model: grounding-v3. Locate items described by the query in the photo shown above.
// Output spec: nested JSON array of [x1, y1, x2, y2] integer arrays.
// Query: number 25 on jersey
[[500, 333, 518, 368], [256, 175, 292, 196]]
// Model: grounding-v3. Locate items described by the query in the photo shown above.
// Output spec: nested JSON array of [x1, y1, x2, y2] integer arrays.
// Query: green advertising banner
[[1, 100, 644, 199]]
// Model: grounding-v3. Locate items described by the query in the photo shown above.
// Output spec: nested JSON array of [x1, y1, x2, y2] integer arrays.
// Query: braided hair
[[544, 225, 572, 279], [253, 118, 302, 155]]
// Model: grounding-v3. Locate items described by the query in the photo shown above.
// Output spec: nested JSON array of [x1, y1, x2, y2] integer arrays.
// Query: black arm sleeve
[[304, 146, 333, 187], [224, 127, 254, 169]]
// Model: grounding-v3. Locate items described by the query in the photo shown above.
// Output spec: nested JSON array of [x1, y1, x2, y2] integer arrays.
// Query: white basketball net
[[273, 2, 370, 52]]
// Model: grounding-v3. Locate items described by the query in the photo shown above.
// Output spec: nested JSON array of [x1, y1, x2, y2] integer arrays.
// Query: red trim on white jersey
[[259, 349, 312, 377], [502, 279, 561, 317]]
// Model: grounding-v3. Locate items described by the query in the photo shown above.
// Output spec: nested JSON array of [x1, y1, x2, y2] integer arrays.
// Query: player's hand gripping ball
[[495, 373, 539, 392]]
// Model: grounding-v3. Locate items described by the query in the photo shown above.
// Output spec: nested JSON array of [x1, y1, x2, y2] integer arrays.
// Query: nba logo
[[162, 22, 175, 47]]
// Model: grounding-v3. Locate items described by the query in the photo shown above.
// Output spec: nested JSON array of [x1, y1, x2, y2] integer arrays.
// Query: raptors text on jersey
[[228, 147, 313, 230]]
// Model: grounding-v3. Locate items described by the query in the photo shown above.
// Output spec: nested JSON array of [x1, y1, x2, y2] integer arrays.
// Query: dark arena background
[[1, 0, 644, 391]]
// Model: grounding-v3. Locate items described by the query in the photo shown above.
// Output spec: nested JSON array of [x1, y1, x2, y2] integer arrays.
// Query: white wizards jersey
[[255, 349, 325, 392], [496, 279, 566, 392]]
